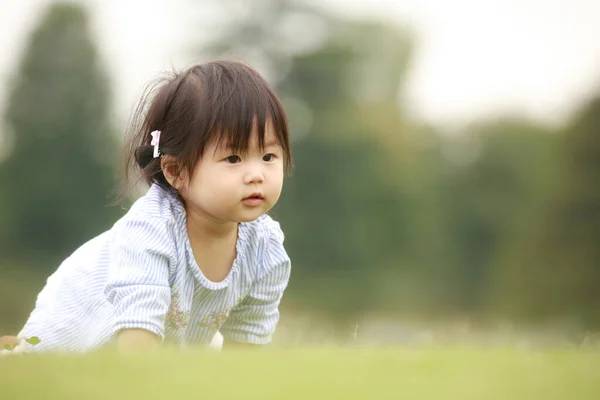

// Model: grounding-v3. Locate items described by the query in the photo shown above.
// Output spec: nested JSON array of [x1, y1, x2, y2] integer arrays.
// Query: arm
[[220, 222, 291, 346], [104, 216, 174, 351]]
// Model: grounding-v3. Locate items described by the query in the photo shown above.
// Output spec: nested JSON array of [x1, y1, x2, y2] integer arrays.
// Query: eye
[[263, 153, 275, 162], [225, 155, 241, 164]]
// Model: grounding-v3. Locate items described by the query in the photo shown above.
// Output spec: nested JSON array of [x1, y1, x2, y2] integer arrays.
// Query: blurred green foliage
[[0, 3, 121, 270], [0, 1, 598, 336]]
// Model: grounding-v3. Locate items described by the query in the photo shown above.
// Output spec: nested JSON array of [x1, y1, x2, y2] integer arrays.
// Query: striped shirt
[[13, 184, 291, 353]]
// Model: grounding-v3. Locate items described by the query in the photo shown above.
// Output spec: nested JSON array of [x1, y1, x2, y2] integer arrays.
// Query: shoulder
[[126, 184, 185, 222], [244, 213, 284, 242], [239, 214, 290, 276], [110, 184, 184, 251], [104, 186, 183, 289]]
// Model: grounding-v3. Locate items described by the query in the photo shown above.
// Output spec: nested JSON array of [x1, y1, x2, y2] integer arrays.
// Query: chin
[[236, 209, 268, 223], [237, 214, 263, 223]]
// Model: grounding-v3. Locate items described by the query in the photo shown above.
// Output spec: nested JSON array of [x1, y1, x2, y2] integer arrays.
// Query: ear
[[161, 156, 187, 190]]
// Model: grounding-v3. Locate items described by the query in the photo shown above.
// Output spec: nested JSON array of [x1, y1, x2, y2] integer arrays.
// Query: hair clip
[[150, 130, 162, 158]]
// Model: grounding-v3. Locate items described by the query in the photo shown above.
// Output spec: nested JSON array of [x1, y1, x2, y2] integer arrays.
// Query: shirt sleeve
[[220, 221, 291, 345], [104, 215, 174, 341]]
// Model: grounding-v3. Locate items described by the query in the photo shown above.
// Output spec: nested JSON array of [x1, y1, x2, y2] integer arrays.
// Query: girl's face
[[176, 121, 285, 225]]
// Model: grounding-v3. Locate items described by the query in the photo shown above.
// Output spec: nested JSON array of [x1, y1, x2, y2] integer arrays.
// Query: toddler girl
[[1, 60, 293, 353]]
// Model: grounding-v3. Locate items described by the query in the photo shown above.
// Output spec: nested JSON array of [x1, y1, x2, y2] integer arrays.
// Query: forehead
[[214, 120, 280, 151]]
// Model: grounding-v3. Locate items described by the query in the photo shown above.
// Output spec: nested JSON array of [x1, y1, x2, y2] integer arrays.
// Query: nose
[[244, 163, 264, 184]]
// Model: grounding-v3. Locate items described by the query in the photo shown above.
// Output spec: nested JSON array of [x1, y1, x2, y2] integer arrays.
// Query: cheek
[[193, 168, 234, 195], [270, 169, 284, 193]]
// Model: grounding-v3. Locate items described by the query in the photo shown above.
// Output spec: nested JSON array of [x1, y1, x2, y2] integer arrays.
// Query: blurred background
[[1, 0, 599, 346]]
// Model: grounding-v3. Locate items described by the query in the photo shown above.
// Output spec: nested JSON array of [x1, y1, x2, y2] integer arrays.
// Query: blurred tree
[[439, 119, 555, 317], [194, 0, 575, 330], [491, 98, 600, 329], [0, 3, 120, 270], [197, 0, 425, 323]]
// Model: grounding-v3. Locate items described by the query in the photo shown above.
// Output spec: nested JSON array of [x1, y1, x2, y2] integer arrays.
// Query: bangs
[[194, 62, 291, 170]]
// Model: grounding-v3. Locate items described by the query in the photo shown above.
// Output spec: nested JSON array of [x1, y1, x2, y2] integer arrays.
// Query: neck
[[185, 207, 238, 243]]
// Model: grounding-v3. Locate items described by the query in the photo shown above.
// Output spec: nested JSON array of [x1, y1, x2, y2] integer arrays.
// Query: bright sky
[[1, 0, 599, 129]]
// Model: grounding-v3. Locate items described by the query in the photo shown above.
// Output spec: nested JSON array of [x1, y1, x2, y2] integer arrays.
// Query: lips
[[242, 192, 265, 206], [243, 192, 264, 201]]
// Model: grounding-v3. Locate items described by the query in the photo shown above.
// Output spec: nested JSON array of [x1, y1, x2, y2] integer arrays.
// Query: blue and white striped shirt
[[14, 184, 291, 352]]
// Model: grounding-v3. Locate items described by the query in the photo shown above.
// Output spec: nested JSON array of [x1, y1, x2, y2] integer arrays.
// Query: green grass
[[1, 346, 599, 399]]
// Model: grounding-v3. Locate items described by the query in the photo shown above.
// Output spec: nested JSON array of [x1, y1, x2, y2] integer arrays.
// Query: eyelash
[[225, 154, 276, 164]]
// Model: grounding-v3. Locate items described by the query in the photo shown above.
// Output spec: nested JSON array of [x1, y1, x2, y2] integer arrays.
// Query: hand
[[1, 335, 19, 347], [115, 329, 160, 351]]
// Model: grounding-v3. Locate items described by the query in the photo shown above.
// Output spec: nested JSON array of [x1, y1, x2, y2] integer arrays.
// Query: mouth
[[242, 193, 265, 206], [243, 192, 264, 200]]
